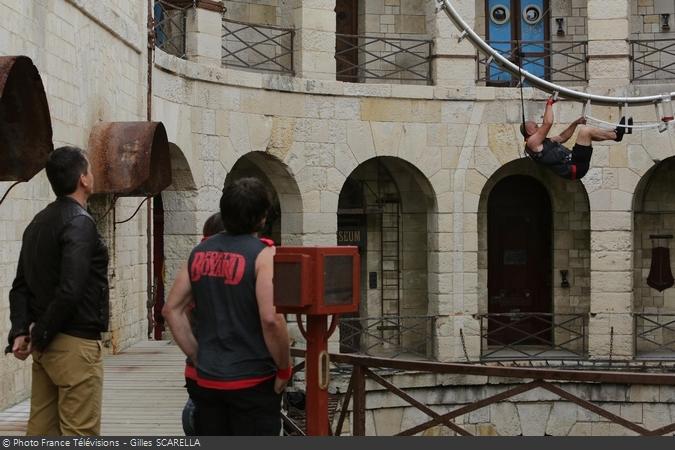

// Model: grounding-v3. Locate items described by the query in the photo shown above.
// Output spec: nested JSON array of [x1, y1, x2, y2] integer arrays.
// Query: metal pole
[[146, 0, 155, 339], [437, 0, 675, 107]]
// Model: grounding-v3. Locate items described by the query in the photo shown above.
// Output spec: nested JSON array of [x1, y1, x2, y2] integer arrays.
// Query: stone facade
[[326, 372, 675, 436], [2, 0, 675, 434]]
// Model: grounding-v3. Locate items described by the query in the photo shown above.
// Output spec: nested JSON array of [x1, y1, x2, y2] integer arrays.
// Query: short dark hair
[[220, 177, 271, 235], [520, 123, 528, 138], [202, 212, 225, 238], [45, 146, 89, 197]]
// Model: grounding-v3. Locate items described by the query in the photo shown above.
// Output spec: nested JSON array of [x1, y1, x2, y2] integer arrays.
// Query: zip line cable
[[437, 0, 675, 121]]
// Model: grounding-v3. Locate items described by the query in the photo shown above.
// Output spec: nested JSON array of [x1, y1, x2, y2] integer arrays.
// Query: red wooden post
[[305, 315, 330, 436]]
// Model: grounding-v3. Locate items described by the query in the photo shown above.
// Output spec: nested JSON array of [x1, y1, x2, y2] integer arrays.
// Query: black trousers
[[187, 378, 282, 436]]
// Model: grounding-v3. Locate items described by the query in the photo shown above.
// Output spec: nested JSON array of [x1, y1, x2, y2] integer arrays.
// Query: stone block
[[546, 402, 578, 436], [517, 403, 552, 436], [491, 402, 521, 435], [589, 292, 632, 313], [590, 251, 632, 271], [628, 385, 659, 402], [591, 231, 632, 252]]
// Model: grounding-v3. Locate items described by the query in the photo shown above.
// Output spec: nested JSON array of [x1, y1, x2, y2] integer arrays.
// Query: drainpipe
[[146, 0, 155, 339]]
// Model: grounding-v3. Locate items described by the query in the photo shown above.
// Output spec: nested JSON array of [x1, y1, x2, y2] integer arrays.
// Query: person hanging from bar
[[520, 96, 632, 180]]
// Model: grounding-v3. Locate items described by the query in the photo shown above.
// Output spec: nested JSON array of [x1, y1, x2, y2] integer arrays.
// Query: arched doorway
[[153, 143, 198, 340], [487, 175, 552, 348], [633, 156, 675, 358], [338, 156, 435, 358], [224, 152, 302, 246]]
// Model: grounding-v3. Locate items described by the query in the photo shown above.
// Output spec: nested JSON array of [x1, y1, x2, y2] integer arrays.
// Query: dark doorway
[[337, 177, 366, 353], [487, 175, 552, 345], [335, 0, 359, 82], [152, 195, 165, 340]]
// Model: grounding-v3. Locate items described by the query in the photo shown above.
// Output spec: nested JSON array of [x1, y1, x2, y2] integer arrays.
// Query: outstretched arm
[[551, 117, 586, 144], [526, 97, 556, 150]]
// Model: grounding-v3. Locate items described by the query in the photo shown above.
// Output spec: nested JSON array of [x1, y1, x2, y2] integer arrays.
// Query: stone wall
[[328, 371, 675, 436], [0, 0, 148, 409]]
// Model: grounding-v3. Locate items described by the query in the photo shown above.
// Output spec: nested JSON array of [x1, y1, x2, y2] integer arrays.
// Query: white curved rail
[[438, 0, 675, 107]]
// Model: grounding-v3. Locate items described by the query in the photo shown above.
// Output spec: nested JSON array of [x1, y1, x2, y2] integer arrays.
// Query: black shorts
[[570, 143, 593, 179]]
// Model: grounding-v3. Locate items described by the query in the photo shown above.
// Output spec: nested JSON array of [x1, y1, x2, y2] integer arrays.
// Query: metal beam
[[438, 0, 675, 106]]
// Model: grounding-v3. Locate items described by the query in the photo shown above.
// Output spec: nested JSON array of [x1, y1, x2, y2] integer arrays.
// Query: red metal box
[[273, 246, 360, 314]]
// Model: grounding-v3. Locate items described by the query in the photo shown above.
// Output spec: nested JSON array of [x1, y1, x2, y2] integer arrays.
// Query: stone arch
[[632, 156, 675, 357], [337, 156, 438, 358], [155, 143, 199, 339], [225, 151, 302, 245], [476, 158, 590, 358]]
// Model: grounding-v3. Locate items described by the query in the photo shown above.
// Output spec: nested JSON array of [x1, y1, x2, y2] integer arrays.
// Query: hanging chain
[[459, 328, 471, 362], [609, 326, 614, 363]]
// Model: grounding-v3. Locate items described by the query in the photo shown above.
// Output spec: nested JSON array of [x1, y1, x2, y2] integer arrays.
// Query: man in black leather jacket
[[7, 146, 109, 436]]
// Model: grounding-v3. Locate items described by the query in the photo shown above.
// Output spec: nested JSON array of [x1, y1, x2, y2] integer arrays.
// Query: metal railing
[[221, 18, 294, 75], [630, 38, 675, 82], [283, 347, 675, 436], [338, 315, 436, 359], [335, 34, 433, 85], [478, 313, 587, 360], [477, 40, 588, 85], [635, 313, 675, 359], [153, 0, 190, 58]]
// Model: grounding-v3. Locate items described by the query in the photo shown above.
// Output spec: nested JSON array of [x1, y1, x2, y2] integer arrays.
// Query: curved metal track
[[438, 0, 675, 107]]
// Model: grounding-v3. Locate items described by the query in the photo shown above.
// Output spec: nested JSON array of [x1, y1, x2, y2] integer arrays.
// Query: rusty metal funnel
[[87, 122, 172, 196], [0, 56, 53, 181]]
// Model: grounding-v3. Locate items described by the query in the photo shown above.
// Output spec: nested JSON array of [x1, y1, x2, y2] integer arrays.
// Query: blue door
[[487, 0, 548, 85]]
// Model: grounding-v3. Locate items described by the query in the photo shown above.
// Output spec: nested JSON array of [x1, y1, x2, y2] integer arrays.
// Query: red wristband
[[277, 366, 292, 380], [547, 99, 555, 106]]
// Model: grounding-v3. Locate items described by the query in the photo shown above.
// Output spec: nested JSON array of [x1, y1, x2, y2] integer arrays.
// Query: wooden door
[[336, 0, 359, 82], [486, 0, 549, 85], [487, 175, 552, 346]]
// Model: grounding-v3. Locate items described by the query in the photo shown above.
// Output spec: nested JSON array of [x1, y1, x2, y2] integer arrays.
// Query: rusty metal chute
[[0, 55, 53, 182], [87, 122, 172, 196]]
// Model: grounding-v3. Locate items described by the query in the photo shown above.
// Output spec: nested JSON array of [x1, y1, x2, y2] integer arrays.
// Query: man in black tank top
[[163, 178, 291, 436], [521, 96, 631, 180]]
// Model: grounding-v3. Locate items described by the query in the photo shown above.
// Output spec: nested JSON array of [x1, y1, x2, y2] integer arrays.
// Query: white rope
[[584, 114, 663, 130]]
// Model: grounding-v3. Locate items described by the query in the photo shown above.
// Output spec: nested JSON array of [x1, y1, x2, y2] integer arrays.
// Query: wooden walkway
[[0, 340, 188, 436]]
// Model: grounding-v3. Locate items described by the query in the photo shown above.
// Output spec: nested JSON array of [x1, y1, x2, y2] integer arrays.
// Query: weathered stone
[[517, 403, 552, 435], [545, 402, 578, 436], [491, 402, 521, 436]]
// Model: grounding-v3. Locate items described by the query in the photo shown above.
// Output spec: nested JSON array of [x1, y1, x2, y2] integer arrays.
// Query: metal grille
[[338, 315, 436, 359], [630, 38, 675, 82], [477, 40, 588, 85], [335, 34, 433, 85], [153, 0, 190, 58], [479, 313, 587, 360], [221, 19, 294, 74], [635, 314, 675, 359]]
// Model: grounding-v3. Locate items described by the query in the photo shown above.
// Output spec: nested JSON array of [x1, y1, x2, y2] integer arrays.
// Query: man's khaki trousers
[[27, 333, 103, 436]]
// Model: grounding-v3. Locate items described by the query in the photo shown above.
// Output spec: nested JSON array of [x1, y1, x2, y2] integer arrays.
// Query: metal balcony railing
[[153, 0, 190, 58], [630, 38, 675, 82], [335, 34, 433, 85], [635, 313, 675, 359], [478, 313, 587, 360], [477, 40, 588, 85], [221, 19, 294, 75], [338, 315, 436, 359], [283, 347, 675, 436]]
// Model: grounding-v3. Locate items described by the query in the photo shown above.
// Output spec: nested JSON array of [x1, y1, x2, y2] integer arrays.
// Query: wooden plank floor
[[0, 340, 188, 436]]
